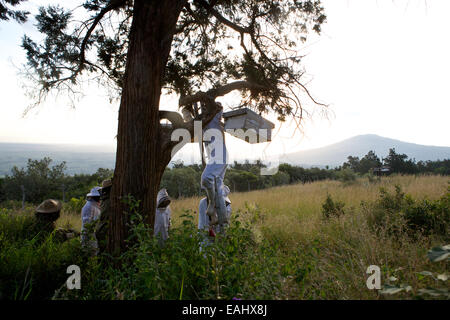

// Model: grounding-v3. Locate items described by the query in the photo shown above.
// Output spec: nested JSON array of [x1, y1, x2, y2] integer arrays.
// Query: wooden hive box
[[223, 108, 275, 143]]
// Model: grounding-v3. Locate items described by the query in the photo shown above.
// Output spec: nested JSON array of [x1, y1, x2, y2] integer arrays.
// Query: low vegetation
[[0, 175, 448, 300]]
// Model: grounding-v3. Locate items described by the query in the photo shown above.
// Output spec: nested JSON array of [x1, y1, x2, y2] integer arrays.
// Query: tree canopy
[[21, 0, 327, 122]]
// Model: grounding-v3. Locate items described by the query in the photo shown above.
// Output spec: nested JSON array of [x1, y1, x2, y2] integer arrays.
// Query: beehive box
[[223, 108, 275, 143]]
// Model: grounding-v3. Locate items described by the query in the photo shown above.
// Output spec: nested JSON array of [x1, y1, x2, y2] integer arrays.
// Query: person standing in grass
[[34, 199, 62, 233], [154, 188, 172, 245], [81, 187, 102, 254], [198, 185, 232, 251]]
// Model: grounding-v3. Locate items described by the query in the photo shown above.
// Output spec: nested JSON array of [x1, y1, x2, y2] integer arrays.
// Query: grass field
[[168, 175, 449, 299], [46, 174, 449, 299]]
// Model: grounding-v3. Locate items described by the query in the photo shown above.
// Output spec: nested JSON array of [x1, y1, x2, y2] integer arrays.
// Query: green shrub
[[364, 185, 449, 238], [56, 207, 283, 300], [0, 232, 84, 300], [322, 194, 345, 219], [64, 197, 85, 214], [335, 168, 357, 185]]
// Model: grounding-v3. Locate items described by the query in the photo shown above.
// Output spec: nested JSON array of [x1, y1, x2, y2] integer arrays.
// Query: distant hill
[[282, 134, 450, 167], [1, 135, 449, 176], [0, 143, 115, 176]]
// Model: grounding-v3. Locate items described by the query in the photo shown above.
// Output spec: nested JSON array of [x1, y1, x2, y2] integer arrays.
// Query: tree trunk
[[108, 0, 186, 255]]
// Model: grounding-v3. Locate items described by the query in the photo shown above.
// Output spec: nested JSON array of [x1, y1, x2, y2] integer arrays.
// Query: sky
[[0, 0, 449, 163]]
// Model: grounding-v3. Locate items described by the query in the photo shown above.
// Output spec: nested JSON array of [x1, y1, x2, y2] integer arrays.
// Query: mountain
[[281, 134, 450, 167], [1, 135, 449, 176], [0, 143, 115, 176]]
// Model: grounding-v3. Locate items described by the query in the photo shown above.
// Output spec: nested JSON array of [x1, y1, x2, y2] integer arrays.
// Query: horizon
[[1, 132, 450, 152], [1, 0, 449, 159]]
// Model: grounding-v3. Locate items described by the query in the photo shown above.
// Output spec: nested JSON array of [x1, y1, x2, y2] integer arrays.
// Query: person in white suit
[[201, 103, 229, 226], [198, 185, 232, 243], [81, 186, 102, 254], [154, 188, 172, 245]]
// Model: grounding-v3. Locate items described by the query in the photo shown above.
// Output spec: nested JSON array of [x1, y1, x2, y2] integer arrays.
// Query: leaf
[[418, 287, 449, 297], [427, 246, 450, 262], [380, 284, 404, 295], [418, 271, 433, 277], [437, 274, 448, 281], [388, 276, 398, 282]]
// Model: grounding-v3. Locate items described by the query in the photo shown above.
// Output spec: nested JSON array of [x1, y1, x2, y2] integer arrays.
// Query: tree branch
[[194, 0, 251, 34], [178, 80, 266, 106], [77, 0, 126, 76]]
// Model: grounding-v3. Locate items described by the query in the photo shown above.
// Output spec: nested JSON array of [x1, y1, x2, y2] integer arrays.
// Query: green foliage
[[342, 151, 382, 175], [1, 157, 112, 204], [54, 203, 282, 300], [2, 157, 67, 203], [0, 0, 29, 23], [20, 0, 327, 119], [65, 197, 86, 214], [322, 194, 345, 219], [0, 209, 85, 300], [383, 148, 418, 174], [381, 244, 449, 299], [335, 168, 357, 185], [364, 185, 449, 238]]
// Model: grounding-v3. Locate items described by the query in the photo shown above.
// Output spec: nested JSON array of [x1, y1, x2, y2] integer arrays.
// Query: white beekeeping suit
[[201, 103, 229, 225], [198, 185, 232, 234], [154, 188, 171, 244], [81, 187, 102, 253]]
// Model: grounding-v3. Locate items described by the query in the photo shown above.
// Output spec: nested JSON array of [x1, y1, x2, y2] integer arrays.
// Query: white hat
[[87, 187, 101, 197]]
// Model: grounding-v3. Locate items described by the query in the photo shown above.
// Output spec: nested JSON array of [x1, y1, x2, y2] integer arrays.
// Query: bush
[[335, 168, 357, 185], [322, 194, 345, 219], [65, 197, 85, 214], [57, 208, 282, 300], [0, 209, 85, 300], [364, 185, 449, 238]]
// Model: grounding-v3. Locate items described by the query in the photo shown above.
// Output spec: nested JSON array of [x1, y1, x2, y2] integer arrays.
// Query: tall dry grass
[[171, 174, 449, 299]]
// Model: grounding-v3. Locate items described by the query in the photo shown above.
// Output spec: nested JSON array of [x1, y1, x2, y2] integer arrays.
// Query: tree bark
[[108, 0, 187, 254]]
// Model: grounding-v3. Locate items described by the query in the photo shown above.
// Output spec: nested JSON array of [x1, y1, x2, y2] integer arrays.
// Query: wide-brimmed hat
[[36, 199, 62, 214], [87, 187, 102, 197], [102, 179, 112, 188]]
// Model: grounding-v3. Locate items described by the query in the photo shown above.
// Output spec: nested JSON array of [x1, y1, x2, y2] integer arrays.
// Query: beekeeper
[[154, 188, 172, 244], [198, 184, 232, 234], [201, 102, 229, 226], [81, 186, 102, 253]]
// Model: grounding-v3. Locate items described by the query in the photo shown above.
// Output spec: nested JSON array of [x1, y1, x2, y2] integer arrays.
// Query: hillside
[[282, 134, 450, 167], [0, 143, 115, 176], [1, 134, 449, 176]]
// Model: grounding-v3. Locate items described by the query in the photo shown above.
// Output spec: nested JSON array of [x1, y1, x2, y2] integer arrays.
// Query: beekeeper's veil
[[157, 188, 171, 208]]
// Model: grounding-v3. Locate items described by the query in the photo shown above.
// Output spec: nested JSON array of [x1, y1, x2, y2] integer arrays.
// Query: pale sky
[[0, 0, 449, 162]]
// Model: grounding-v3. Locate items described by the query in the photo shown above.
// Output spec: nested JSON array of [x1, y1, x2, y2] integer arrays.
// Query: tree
[[383, 148, 417, 174], [19, 0, 327, 254], [0, 0, 29, 23], [359, 150, 381, 174], [2, 157, 67, 203], [342, 155, 360, 173]]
